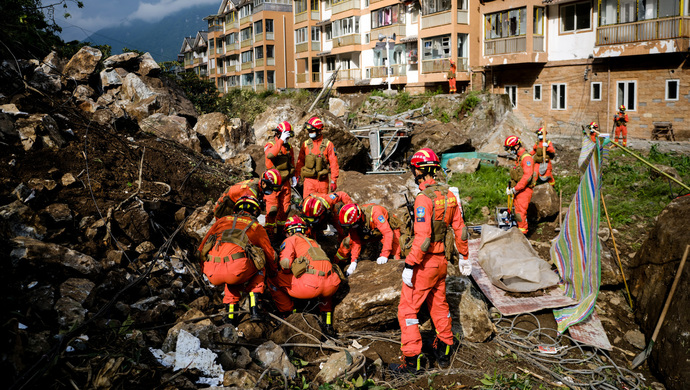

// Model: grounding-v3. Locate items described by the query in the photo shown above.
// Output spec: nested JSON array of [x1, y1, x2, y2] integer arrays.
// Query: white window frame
[[666, 79, 679, 101], [505, 85, 517, 108], [296, 27, 308, 44], [591, 82, 602, 101], [551, 83, 567, 110], [311, 26, 321, 42], [533, 84, 542, 101], [617, 80, 636, 111]]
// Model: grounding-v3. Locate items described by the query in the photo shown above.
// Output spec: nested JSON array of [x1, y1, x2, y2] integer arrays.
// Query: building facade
[[180, 32, 209, 79]]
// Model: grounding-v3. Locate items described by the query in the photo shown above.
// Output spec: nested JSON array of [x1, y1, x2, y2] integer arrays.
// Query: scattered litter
[[18, 323, 27, 330], [351, 340, 362, 349], [150, 329, 224, 386], [27, 281, 38, 289]]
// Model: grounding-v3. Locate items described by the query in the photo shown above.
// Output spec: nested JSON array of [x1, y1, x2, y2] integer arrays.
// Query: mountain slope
[[83, 3, 217, 62]]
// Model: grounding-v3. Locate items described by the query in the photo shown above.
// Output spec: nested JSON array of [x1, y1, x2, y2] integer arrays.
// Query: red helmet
[[284, 215, 306, 234], [409, 148, 441, 172], [234, 195, 261, 214], [302, 196, 327, 225], [504, 136, 521, 149], [261, 169, 282, 193], [535, 127, 546, 135], [588, 122, 598, 132], [619, 105, 626, 112], [305, 116, 324, 132], [275, 121, 293, 136], [338, 203, 362, 228]]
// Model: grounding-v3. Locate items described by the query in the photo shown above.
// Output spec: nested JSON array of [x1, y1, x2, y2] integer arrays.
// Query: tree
[[172, 71, 219, 114]]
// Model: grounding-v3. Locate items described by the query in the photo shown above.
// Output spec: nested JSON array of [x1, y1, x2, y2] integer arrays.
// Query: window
[[326, 56, 336, 71], [457, 0, 467, 11], [266, 19, 274, 33], [241, 50, 253, 63], [411, 5, 419, 23], [591, 82, 602, 101], [422, 35, 451, 59], [552, 84, 567, 110], [239, 5, 253, 18], [457, 33, 468, 59], [371, 5, 405, 29], [255, 46, 264, 59], [485, 8, 527, 39], [267, 70, 275, 84], [332, 17, 359, 37], [311, 26, 321, 41], [666, 79, 679, 100], [254, 21, 263, 34], [296, 27, 308, 43], [311, 0, 319, 11], [364, 33, 370, 43], [534, 84, 542, 101], [295, 0, 307, 14], [422, 0, 452, 15], [617, 81, 636, 110], [561, 2, 591, 32], [325, 24, 332, 40], [266, 45, 275, 58], [534, 7, 544, 35], [255, 71, 264, 85], [226, 33, 237, 45], [241, 27, 252, 41], [505, 85, 517, 108]]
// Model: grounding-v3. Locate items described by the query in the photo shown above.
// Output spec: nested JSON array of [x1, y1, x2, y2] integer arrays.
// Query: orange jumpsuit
[[398, 179, 468, 358], [335, 203, 402, 263], [264, 136, 295, 236], [512, 149, 535, 234], [296, 137, 339, 198], [529, 140, 555, 186], [213, 179, 261, 219], [269, 233, 341, 312], [614, 111, 629, 146], [448, 61, 457, 93], [198, 214, 276, 304], [303, 191, 353, 239]]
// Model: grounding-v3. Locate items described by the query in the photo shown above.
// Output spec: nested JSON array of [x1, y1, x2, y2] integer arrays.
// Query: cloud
[[129, 0, 219, 23]]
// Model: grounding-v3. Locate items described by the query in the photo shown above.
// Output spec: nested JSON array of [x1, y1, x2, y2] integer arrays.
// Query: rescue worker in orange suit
[[212, 169, 282, 219], [264, 121, 295, 240], [198, 196, 277, 325], [295, 116, 340, 198], [268, 215, 341, 334], [586, 122, 599, 142], [529, 128, 555, 187], [391, 148, 471, 374], [447, 59, 457, 93], [505, 136, 536, 235], [336, 203, 402, 276], [614, 105, 629, 146], [301, 191, 354, 240]]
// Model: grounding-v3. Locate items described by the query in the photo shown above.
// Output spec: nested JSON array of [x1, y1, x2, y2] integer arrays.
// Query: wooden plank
[[568, 311, 612, 350], [467, 239, 577, 317]]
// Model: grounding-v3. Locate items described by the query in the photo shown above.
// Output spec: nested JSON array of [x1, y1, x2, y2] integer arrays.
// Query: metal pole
[[386, 37, 392, 91]]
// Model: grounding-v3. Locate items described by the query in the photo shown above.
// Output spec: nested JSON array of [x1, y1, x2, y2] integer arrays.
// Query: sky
[[55, 0, 219, 42]]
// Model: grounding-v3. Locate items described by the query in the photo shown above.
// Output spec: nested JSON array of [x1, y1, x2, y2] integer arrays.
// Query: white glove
[[376, 256, 388, 265], [506, 187, 515, 196], [291, 176, 298, 187], [542, 142, 548, 147], [458, 257, 472, 276], [402, 267, 414, 287], [346, 261, 358, 276], [280, 130, 290, 142]]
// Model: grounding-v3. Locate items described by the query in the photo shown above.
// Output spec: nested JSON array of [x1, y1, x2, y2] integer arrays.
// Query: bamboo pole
[[601, 193, 634, 309]]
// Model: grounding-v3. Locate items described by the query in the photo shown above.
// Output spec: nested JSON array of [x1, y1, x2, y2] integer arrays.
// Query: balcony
[[422, 11, 452, 29], [210, 68, 216, 75], [266, 32, 275, 40], [337, 68, 361, 80], [256, 58, 264, 67], [457, 10, 468, 24], [194, 58, 203, 64], [312, 11, 320, 20], [295, 12, 308, 24], [296, 42, 309, 53], [242, 85, 254, 91], [255, 33, 264, 42], [421, 58, 450, 73], [332, 0, 359, 15], [312, 41, 321, 51], [371, 24, 406, 39], [596, 16, 690, 45], [367, 64, 406, 78], [241, 39, 253, 48], [240, 15, 252, 25], [256, 84, 266, 93], [533, 35, 544, 52], [242, 62, 253, 70], [484, 36, 526, 56], [333, 34, 361, 48], [267, 83, 276, 91], [267, 57, 276, 66], [296, 73, 308, 83], [456, 57, 468, 71], [312, 72, 322, 82], [225, 20, 239, 30], [228, 42, 240, 52]]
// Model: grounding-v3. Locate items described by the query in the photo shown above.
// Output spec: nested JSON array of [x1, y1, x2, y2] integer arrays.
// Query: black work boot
[[433, 337, 452, 369], [321, 311, 335, 336], [225, 303, 239, 326], [249, 292, 263, 322], [388, 354, 422, 374]]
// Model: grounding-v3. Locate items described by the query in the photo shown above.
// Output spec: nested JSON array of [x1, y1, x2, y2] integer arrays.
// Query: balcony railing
[[456, 57, 468, 72], [484, 36, 526, 55], [367, 64, 406, 78], [255, 33, 264, 42], [421, 58, 450, 73], [295, 12, 308, 24], [267, 83, 276, 91], [210, 68, 216, 75], [312, 72, 322, 82], [256, 84, 266, 92], [296, 42, 309, 52], [194, 58, 203, 64], [596, 16, 690, 45], [267, 58, 276, 66], [242, 62, 253, 70], [229, 42, 240, 51], [333, 34, 361, 47], [240, 16, 252, 25], [312, 11, 320, 20], [296, 73, 308, 83], [241, 39, 253, 48], [332, 0, 359, 15], [242, 85, 254, 91], [337, 68, 361, 80], [255, 58, 264, 67], [312, 41, 321, 51], [533, 35, 544, 52], [266, 32, 275, 40], [371, 24, 406, 39], [422, 11, 452, 29], [457, 10, 468, 24]]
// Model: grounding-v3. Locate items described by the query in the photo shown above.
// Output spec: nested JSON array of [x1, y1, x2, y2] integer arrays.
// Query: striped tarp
[[550, 137, 603, 333]]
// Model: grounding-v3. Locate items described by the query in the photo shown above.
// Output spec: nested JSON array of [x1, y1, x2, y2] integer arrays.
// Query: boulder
[[253, 341, 297, 379], [10, 236, 103, 276], [100, 68, 127, 89], [336, 170, 416, 212], [54, 296, 87, 329], [114, 207, 151, 242], [120, 73, 156, 103], [63, 46, 103, 83], [446, 276, 494, 342], [410, 120, 472, 155], [150, 329, 225, 386], [631, 195, 690, 390], [252, 102, 306, 144], [600, 240, 624, 287], [136, 53, 161, 77], [650, 165, 681, 182], [29, 67, 62, 94], [446, 156, 480, 175], [328, 97, 349, 117], [162, 309, 216, 352], [269, 313, 323, 359], [15, 114, 65, 150], [0, 200, 46, 240], [528, 184, 559, 220], [225, 153, 254, 174], [194, 113, 255, 160], [223, 369, 259, 388], [218, 345, 251, 370], [334, 260, 403, 332], [73, 85, 95, 103], [183, 201, 215, 243], [241, 144, 266, 175], [0, 113, 16, 143], [103, 52, 139, 69], [315, 349, 365, 384], [40, 51, 66, 74], [59, 278, 95, 304], [139, 114, 200, 152]]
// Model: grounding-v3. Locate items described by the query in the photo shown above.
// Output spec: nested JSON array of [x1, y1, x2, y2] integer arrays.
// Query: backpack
[[287, 233, 332, 278], [199, 216, 266, 272]]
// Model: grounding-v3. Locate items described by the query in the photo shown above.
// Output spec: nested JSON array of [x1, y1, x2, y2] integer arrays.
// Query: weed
[[448, 165, 510, 225], [457, 90, 481, 117], [476, 371, 539, 389], [370, 89, 387, 98], [394, 91, 424, 113]]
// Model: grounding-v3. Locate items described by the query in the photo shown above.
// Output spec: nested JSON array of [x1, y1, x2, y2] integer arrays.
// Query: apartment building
[[205, 0, 295, 94], [180, 32, 209, 79], [481, 0, 690, 138]]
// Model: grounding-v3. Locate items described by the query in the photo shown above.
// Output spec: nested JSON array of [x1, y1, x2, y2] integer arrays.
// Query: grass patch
[[447, 165, 510, 225]]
